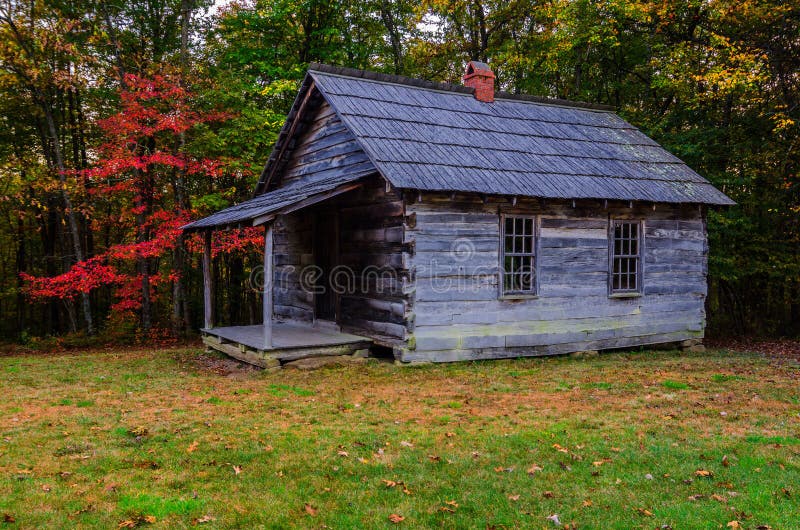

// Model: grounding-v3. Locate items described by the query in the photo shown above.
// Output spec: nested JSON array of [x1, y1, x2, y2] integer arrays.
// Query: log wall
[[402, 193, 707, 362]]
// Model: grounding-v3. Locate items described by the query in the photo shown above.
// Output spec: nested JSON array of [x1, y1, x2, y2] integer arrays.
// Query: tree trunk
[[41, 97, 94, 335]]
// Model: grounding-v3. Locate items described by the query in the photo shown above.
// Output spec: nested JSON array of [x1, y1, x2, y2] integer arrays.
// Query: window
[[501, 215, 537, 296], [610, 220, 642, 294]]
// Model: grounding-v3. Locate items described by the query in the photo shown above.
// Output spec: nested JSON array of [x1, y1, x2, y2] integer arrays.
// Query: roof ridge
[[308, 63, 615, 112]]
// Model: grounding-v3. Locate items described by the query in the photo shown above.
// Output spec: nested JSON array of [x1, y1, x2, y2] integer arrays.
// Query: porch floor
[[200, 322, 373, 368]]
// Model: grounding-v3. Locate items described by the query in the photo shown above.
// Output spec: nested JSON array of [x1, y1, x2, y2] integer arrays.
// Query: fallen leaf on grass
[[527, 464, 543, 475], [388, 513, 405, 523], [118, 521, 136, 529], [428, 455, 441, 462], [508, 494, 520, 501], [42, 484, 51, 492], [635, 508, 654, 517], [542, 491, 554, 498], [445, 432, 456, 438], [688, 494, 705, 501], [337, 450, 349, 457], [3, 514, 15, 523], [192, 515, 216, 524], [382, 479, 398, 488], [399, 441, 414, 448], [445, 500, 458, 508], [722, 455, 730, 467], [232, 465, 242, 475], [143, 516, 156, 524], [358, 457, 369, 464], [187, 441, 199, 453], [546, 514, 561, 526], [710, 494, 727, 503], [494, 466, 514, 473], [695, 469, 713, 477], [552, 444, 568, 453], [304, 504, 318, 516], [727, 522, 741, 529], [582, 499, 593, 507]]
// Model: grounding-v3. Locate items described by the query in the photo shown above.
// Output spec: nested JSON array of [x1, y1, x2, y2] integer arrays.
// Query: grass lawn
[[0, 347, 798, 529]]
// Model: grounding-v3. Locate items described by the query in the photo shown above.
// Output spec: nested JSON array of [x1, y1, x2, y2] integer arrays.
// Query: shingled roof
[[184, 63, 732, 231]]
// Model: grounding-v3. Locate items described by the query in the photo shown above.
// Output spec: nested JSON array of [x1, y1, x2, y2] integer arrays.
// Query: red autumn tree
[[21, 74, 263, 336]]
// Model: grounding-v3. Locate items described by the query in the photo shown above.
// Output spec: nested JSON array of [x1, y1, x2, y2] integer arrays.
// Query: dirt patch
[[707, 337, 800, 363], [187, 350, 262, 377]]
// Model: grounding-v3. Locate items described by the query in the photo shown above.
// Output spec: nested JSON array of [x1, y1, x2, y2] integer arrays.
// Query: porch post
[[202, 230, 214, 329], [262, 223, 274, 349]]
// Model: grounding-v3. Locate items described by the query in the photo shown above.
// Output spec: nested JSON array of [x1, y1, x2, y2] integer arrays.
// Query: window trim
[[608, 218, 644, 297], [499, 214, 539, 299]]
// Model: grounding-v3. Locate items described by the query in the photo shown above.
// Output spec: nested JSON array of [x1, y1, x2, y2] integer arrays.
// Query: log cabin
[[182, 61, 734, 367]]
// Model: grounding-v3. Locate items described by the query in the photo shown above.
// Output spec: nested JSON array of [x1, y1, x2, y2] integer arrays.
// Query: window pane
[[502, 216, 536, 294], [611, 221, 642, 293]]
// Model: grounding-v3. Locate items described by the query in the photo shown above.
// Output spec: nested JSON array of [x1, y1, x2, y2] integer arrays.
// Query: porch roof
[[181, 169, 375, 232]]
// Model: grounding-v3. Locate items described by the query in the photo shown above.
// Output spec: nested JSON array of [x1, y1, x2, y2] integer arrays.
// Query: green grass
[[0, 347, 798, 528], [661, 379, 689, 390]]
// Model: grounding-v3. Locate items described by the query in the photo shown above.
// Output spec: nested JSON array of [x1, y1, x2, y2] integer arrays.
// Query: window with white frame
[[501, 215, 536, 296], [610, 220, 642, 294]]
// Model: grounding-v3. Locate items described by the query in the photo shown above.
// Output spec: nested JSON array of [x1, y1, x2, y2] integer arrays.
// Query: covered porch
[[201, 323, 372, 369], [182, 174, 378, 369]]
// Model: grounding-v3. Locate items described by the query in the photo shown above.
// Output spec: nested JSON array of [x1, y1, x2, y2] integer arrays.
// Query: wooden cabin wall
[[272, 212, 315, 323], [330, 178, 411, 343], [402, 193, 707, 362], [272, 177, 411, 343], [272, 100, 373, 191]]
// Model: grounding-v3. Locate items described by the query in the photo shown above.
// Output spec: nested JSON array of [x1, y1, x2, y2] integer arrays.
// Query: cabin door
[[313, 211, 339, 322]]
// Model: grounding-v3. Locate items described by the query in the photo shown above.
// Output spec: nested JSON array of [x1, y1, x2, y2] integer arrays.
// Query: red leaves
[[20, 258, 121, 301]]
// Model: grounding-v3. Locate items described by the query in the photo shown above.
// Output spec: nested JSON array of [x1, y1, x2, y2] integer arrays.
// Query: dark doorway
[[314, 211, 339, 321]]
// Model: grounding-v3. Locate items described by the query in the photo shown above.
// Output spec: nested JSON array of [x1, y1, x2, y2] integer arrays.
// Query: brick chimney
[[463, 60, 495, 103]]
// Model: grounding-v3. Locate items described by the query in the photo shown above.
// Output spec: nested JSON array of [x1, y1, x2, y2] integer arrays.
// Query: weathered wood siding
[[402, 193, 707, 362], [272, 176, 412, 343], [271, 100, 374, 190], [332, 178, 411, 342], [273, 212, 315, 323]]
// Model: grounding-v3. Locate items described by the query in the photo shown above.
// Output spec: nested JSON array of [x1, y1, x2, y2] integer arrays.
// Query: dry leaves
[[3, 514, 15, 523], [527, 464, 543, 475], [399, 441, 414, 448], [232, 465, 242, 475], [192, 515, 216, 524], [727, 521, 741, 529], [635, 508, 653, 517], [439, 501, 458, 513], [337, 450, 349, 457], [542, 491, 555, 498], [695, 469, 713, 477], [118, 515, 156, 528], [388, 513, 405, 523], [582, 499, 593, 507], [186, 441, 199, 453], [507, 494, 520, 501], [381, 479, 412, 495], [304, 504, 318, 516]]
